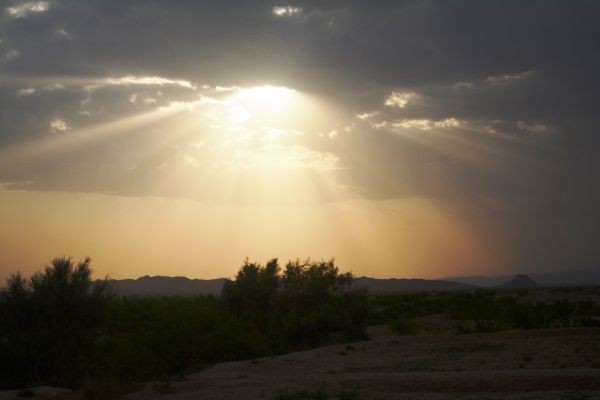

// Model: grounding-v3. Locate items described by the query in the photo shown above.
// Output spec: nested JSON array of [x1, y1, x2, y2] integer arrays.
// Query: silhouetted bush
[[91, 295, 271, 382], [222, 258, 280, 321], [0, 256, 369, 390], [0, 257, 112, 387], [222, 258, 369, 349]]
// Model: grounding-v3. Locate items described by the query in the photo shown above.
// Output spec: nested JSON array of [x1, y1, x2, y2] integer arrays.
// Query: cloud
[[516, 120, 550, 134], [6, 1, 49, 18], [49, 118, 70, 132], [356, 111, 377, 120], [392, 118, 461, 131], [1, 49, 20, 62], [17, 88, 35, 96], [0, 0, 599, 271], [230, 144, 338, 171], [485, 71, 534, 85], [272, 6, 302, 17], [101, 76, 195, 89], [384, 91, 414, 108], [183, 154, 201, 168]]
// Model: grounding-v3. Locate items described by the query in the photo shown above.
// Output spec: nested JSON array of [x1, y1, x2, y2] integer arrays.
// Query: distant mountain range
[[353, 277, 474, 292], [88, 267, 600, 297], [104, 273, 551, 297], [445, 267, 600, 287], [108, 276, 226, 296]]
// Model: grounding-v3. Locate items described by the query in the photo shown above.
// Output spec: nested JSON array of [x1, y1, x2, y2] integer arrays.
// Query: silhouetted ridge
[[499, 274, 539, 289], [354, 277, 474, 292], [107, 276, 227, 296]]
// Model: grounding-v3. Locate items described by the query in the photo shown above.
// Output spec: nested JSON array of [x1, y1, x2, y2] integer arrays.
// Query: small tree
[[0, 257, 112, 386]]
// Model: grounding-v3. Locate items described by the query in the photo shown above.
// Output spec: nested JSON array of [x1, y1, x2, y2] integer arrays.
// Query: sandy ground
[[126, 327, 600, 400], [3, 327, 600, 399]]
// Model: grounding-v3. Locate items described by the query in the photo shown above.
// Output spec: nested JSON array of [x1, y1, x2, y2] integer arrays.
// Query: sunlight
[[214, 84, 345, 134], [0, 81, 349, 206], [226, 85, 298, 122], [0, 105, 185, 166], [168, 85, 348, 205]]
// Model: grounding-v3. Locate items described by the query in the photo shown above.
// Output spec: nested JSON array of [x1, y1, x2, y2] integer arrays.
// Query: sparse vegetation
[[371, 289, 600, 334], [1, 256, 599, 395], [0, 257, 369, 392]]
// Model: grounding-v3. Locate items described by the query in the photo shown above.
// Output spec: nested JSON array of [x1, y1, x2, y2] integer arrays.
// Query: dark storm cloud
[[1, 1, 595, 86], [1, 1, 598, 110], [1, 0, 599, 270]]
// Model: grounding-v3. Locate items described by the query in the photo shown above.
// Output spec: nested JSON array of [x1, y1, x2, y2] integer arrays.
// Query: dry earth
[[129, 327, 600, 400], [3, 328, 600, 400]]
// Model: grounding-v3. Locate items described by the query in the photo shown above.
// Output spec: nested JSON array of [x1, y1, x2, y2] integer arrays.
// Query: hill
[[354, 277, 475, 292], [498, 274, 539, 289], [445, 267, 600, 287], [108, 276, 226, 296]]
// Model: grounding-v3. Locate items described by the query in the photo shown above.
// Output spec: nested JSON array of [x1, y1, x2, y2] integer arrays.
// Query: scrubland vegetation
[[0, 257, 369, 392], [1, 256, 599, 397], [374, 290, 600, 335]]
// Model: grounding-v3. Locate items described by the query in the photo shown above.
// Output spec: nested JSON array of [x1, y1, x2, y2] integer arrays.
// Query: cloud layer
[[1, 0, 599, 272]]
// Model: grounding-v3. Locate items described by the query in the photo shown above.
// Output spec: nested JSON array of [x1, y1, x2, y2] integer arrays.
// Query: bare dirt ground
[[3, 327, 599, 400], [125, 327, 600, 400]]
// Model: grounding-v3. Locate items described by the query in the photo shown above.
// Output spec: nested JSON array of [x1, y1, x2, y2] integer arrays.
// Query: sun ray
[[0, 105, 187, 167]]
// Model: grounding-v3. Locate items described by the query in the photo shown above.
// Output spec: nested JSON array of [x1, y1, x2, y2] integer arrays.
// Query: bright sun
[[229, 85, 297, 118]]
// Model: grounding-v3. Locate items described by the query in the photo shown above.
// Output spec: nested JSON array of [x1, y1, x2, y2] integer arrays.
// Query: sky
[[0, 0, 599, 281]]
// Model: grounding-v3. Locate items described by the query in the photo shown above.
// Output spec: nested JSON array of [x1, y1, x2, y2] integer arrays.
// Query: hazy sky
[[1, 0, 599, 281]]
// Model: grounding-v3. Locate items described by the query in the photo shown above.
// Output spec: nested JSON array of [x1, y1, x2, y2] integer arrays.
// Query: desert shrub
[[79, 258, 369, 386], [371, 289, 600, 334], [281, 259, 353, 306], [0, 329, 28, 388], [93, 295, 271, 380], [278, 259, 368, 347], [0, 257, 112, 387], [222, 258, 280, 323], [223, 258, 369, 349]]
